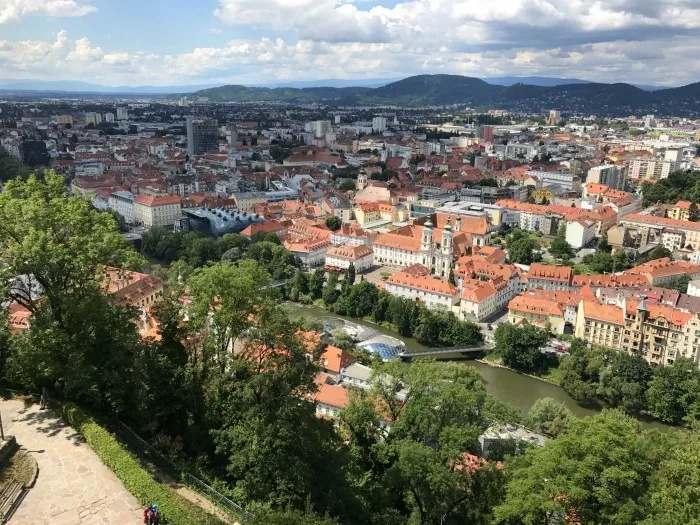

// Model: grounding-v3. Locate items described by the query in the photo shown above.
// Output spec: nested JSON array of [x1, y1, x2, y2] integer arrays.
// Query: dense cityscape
[[1, 85, 700, 524], [3, 1, 700, 524]]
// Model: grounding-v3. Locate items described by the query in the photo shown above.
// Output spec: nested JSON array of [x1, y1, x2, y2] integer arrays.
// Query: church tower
[[357, 170, 367, 190], [440, 217, 454, 277], [421, 216, 434, 271]]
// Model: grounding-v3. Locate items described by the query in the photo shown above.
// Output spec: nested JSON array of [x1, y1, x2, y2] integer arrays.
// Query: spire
[[425, 216, 434, 228], [444, 217, 452, 232]]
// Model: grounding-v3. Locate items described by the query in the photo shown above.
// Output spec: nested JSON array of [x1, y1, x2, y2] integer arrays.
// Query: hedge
[[61, 403, 225, 525]]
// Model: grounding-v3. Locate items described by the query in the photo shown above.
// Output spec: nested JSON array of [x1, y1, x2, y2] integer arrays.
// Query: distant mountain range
[[190, 74, 700, 115], [0, 75, 663, 95]]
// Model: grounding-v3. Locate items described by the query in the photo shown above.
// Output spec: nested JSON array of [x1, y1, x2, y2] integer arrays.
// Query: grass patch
[[0, 450, 35, 486], [483, 352, 503, 365], [61, 403, 228, 525], [539, 365, 564, 386]]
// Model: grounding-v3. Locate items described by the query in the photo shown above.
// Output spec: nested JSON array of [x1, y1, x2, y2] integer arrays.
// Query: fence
[[113, 419, 253, 521]]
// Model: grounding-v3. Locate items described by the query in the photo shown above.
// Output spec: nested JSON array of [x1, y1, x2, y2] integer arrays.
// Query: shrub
[[61, 403, 226, 525]]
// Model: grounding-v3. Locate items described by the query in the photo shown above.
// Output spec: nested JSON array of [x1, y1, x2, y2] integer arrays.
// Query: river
[[283, 303, 670, 431]]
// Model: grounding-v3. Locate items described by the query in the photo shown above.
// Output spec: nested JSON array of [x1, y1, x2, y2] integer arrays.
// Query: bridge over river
[[399, 345, 494, 361]]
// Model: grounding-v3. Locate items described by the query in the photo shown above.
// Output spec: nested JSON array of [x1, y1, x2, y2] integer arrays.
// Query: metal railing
[[185, 473, 252, 519], [113, 419, 252, 521]]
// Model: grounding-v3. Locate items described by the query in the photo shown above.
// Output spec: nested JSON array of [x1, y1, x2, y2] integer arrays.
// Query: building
[[372, 116, 388, 133], [232, 192, 268, 211], [668, 201, 695, 222], [628, 157, 676, 181], [325, 244, 374, 272], [132, 195, 182, 228], [575, 296, 700, 366], [313, 381, 350, 418], [284, 238, 332, 268], [116, 107, 129, 120], [547, 110, 561, 126], [184, 208, 265, 237], [55, 115, 73, 125], [315, 120, 332, 138], [508, 295, 566, 331], [525, 263, 573, 291], [526, 169, 581, 193], [566, 218, 597, 249], [85, 112, 102, 126], [481, 125, 494, 143], [330, 224, 377, 246], [385, 266, 460, 311], [479, 424, 546, 459], [104, 113, 115, 123], [108, 191, 135, 223], [620, 213, 700, 250], [186, 117, 219, 156], [587, 165, 624, 190]]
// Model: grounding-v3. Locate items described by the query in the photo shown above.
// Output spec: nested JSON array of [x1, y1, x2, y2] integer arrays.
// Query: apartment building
[[108, 190, 135, 223], [575, 297, 700, 366], [132, 194, 182, 228]]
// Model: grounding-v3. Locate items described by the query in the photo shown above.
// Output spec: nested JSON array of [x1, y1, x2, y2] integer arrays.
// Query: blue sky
[[1, 0, 699, 87]]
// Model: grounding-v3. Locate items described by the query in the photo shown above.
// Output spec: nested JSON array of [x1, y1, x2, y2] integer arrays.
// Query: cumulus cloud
[[0, 0, 97, 23], [0, 31, 158, 84], [3, 0, 700, 87]]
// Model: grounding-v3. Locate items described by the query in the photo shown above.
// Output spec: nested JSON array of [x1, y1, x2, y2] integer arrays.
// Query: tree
[[343, 360, 506, 525], [525, 398, 573, 437], [508, 237, 539, 265], [642, 430, 700, 525], [325, 216, 342, 231], [208, 307, 350, 512], [287, 269, 309, 302], [494, 323, 549, 372], [550, 236, 574, 259], [448, 269, 456, 286], [308, 268, 326, 299], [0, 147, 31, 182], [598, 232, 610, 252], [187, 260, 276, 373], [596, 352, 653, 414], [689, 202, 699, 222], [322, 271, 340, 305], [495, 410, 668, 525], [343, 281, 378, 318], [0, 173, 141, 325], [646, 358, 700, 426]]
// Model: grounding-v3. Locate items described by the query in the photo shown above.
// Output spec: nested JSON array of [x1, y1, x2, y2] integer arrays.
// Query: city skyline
[[1, 0, 700, 87]]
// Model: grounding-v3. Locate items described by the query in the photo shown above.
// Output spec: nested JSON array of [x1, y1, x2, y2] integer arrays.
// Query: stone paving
[[1, 399, 143, 525]]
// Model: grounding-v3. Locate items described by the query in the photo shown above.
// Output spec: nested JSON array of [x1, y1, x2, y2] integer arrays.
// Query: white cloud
[[3, 0, 700, 88], [0, 0, 97, 23], [0, 31, 158, 84]]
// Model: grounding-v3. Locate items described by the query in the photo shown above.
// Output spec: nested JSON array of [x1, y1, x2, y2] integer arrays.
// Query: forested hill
[[191, 74, 700, 115]]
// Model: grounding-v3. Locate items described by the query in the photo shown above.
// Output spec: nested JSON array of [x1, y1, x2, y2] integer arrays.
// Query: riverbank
[[283, 302, 672, 431]]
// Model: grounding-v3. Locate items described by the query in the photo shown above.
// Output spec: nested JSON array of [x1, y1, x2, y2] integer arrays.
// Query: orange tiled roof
[[526, 263, 573, 283], [580, 299, 624, 325], [387, 271, 458, 296], [508, 295, 564, 316], [321, 345, 356, 374], [134, 194, 182, 206]]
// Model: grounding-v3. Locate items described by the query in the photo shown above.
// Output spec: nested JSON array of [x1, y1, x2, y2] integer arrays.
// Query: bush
[[61, 403, 226, 525]]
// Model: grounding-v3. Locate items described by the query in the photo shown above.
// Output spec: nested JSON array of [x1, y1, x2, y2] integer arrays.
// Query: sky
[[1, 0, 700, 87]]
